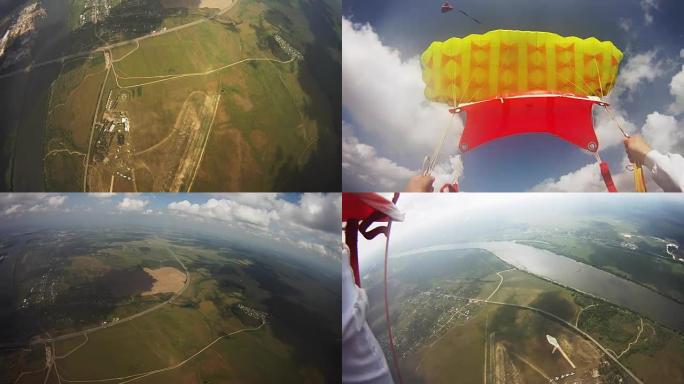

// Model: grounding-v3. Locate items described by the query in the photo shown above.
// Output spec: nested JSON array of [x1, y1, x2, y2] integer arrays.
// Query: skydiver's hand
[[624, 135, 652, 165], [405, 175, 434, 192]]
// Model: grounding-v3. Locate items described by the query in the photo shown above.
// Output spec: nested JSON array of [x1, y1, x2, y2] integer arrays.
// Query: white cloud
[[118, 197, 148, 211], [589, 50, 665, 151], [280, 193, 341, 234], [342, 128, 465, 192], [169, 194, 342, 234], [296, 240, 331, 258], [431, 155, 463, 190], [593, 107, 637, 149], [615, 50, 664, 97], [0, 194, 68, 216], [167, 198, 276, 228], [640, 0, 658, 25], [232, 203, 276, 227], [342, 17, 461, 166], [4, 204, 21, 215], [535, 109, 683, 192], [618, 18, 632, 33], [89, 193, 115, 199], [641, 111, 683, 153], [530, 159, 639, 192], [166, 195, 341, 261], [342, 132, 414, 191], [48, 195, 67, 207], [669, 64, 684, 115]]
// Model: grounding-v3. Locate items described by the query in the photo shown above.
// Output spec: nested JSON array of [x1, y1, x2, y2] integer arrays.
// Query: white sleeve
[[342, 250, 395, 384], [643, 150, 684, 192]]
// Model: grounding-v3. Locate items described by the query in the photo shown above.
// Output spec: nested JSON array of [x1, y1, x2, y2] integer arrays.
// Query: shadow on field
[[244, 258, 341, 383], [270, 0, 341, 192]]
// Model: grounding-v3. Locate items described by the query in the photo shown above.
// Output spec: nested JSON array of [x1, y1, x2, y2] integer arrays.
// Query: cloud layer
[[342, 17, 465, 190], [166, 194, 341, 258], [1, 194, 68, 215], [0, 194, 341, 262]]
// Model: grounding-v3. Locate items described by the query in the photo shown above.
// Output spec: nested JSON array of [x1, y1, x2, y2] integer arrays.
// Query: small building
[[122, 116, 130, 132]]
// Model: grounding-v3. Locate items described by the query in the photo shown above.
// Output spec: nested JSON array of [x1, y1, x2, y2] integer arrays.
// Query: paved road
[[29, 246, 189, 346], [432, 292, 645, 384]]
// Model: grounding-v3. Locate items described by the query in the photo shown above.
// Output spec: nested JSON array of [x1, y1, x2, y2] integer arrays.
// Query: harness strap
[[344, 220, 361, 286], [634, 163, 647, 192], [599, 161, 617, 192]]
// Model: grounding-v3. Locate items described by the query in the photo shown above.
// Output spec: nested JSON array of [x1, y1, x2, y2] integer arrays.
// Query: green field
[[2, 230, 339, 383], [1, 0, 340, 192], [365, 248, 684, 384]]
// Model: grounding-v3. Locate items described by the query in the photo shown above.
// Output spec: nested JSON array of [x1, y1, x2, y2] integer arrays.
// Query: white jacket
[[342, 250, 394, 384], [644, 150, 684, 192]]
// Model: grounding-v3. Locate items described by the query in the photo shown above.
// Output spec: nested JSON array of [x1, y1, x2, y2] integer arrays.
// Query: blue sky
[[342, 0, 684, 191], [0, 193, 342, 264]]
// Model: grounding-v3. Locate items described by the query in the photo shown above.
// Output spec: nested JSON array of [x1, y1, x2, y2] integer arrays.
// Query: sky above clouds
[[342, 0, 684, 192], [0, 193, 342, 263]]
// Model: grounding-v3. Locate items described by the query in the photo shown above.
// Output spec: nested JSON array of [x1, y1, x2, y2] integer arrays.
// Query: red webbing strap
[[344, 220, 361, 286], [599, 162, 617, 192], [439, 183, 459, 192]]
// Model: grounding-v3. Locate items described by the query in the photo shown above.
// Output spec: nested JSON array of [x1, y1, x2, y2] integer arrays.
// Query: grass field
[[490, 270, 584, 323], [35, 0, 339, 192], [6, 234, 336, 383], [43, 56, 106, 191], [579, 302, 684, 383]]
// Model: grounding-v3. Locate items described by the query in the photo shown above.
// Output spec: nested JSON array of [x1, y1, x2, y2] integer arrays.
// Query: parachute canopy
[[342, 193, 404, 222], [421, 30, 623, 104]]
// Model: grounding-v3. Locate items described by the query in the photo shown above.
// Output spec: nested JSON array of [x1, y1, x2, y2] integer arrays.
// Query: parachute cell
[[421, 30, 623, 104]]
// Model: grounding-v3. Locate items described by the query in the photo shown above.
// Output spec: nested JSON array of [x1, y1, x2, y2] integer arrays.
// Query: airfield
[[365, 247, 684, 384], [0, 0, 341, 191], [0, 229, 340, 383]]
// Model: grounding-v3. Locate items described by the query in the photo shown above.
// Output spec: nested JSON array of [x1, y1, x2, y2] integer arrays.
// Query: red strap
[[440, 183, 459, 192], [344, 221, 361, 286], [599, 162, 617, 192]]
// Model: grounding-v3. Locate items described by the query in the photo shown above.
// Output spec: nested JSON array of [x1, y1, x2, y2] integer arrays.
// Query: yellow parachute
[[421, 30, 623, 104]]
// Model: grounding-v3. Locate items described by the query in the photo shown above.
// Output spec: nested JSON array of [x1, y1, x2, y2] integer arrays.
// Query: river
[[397, 241, 684, 333], [1, 0, 72, 191]]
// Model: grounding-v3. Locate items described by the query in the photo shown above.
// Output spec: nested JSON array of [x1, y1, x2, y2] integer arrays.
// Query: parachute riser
[[602, 104, 647, 192]]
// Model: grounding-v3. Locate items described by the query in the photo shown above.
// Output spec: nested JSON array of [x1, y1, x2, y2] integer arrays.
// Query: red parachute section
[[445, 94, 618, 192], [454, 95, 602, 153]]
